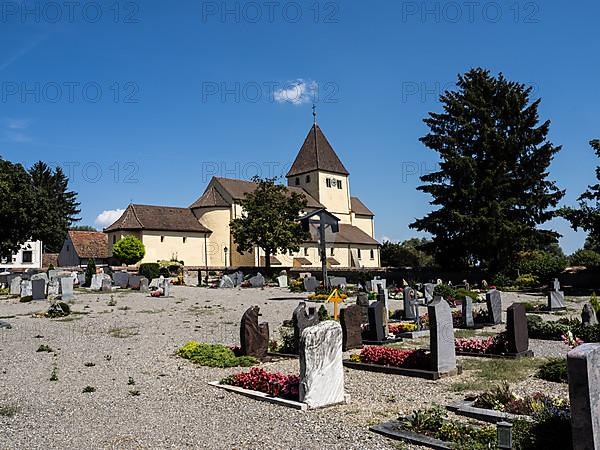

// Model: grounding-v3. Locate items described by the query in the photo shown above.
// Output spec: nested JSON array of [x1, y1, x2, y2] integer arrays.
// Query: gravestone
[[366, 300, 386, 342], [101, 279, 112, 292], [219, 275, 234, 289], [506, 303, 529, 355], [249, 273, 265, 288], [340, 304, 363, 351], [139, 277, 149, 293], [567, 343, 600, 450], [77, 273, 86, 286], [47, 280, 59, 296], [60, 277, 74, 301], [20, 280, 32, 298], [292, 302, 319, 353], [231, 271, 243, 287], [462, 296, 474, 328], [240, 306, 269, 360], [277, 275, 288, 288], [428, 297, 457, 374], [31, 279, 46, 300], [356, 292, 370, 323], [150, 278, 161, 288], [424, 283, 435, 303], [113, 272, 129, 289], [90, 274, 103, 291], [162, 281, 171, 297], [299, 321, 345, 408], [328, 276, 347, 288], [48, 269, 59, 280], [129, 275, 141, 290], [486, 289, 503, 325], [548, 279, 567, 310], [582, 303, 599, 327], [403, 287, 416, 320], [303, 276, 319, 292], [9, 277, 22, 295], [31, 273, 49, 284]]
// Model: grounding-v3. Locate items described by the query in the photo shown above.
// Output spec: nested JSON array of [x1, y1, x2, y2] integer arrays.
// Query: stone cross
[[506, 303, 529, 355], [567, 343, 600, 450], [240, 306, 269, 360], [486, 289, 503, 325], [428, 297, 457, 374], [462, 296, 474, 328], [299, 321, 345, 408], [548, 282, 566, 311], [340, 304, 363, 351]]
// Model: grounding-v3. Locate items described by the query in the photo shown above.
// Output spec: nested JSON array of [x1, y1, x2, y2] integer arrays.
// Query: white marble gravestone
[[277, 275, 288, 288], [299, 321, 345, 409]]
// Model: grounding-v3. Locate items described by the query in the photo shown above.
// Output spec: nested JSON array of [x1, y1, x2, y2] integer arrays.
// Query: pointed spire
[[312, 104, 317, 125]]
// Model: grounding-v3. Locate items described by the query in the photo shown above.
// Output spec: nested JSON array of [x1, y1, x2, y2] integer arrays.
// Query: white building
[[0, 240, 43, 271]]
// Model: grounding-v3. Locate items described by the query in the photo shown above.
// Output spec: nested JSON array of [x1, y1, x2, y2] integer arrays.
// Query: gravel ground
[[0, 287, 578, 449]]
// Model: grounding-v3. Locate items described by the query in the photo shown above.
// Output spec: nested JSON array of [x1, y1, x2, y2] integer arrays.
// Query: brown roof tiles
[[104, 204, 211, 233], [68, 231, 110, 259]]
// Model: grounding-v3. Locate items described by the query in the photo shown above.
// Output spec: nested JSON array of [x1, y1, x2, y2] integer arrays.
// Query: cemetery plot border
[[361, 337, 403, 346], [208, 381, 309, 411], [342, 360, 461, 381], [455, 349, 534, 359], [370, 420, 452, 450], [266, 351, 298, 359], [446, 399, 532, 424]]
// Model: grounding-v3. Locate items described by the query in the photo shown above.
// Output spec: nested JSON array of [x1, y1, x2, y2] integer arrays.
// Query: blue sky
[[1, 1, 599, 254]]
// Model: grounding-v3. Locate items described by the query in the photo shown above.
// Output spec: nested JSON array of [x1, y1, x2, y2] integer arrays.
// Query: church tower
[[286, 113, 352, 223]]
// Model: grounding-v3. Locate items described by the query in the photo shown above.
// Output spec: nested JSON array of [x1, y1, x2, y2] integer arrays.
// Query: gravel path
[[0, 287, 577, 449]]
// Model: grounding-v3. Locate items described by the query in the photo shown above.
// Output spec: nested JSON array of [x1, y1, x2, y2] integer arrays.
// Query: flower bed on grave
[[349, 346, 430, 369], [220, 367, 300, 401], [454, 332, 509, 355], [177, 342, 257, 368], [527, 315, 600, 343], [371, 401, 573, 450]]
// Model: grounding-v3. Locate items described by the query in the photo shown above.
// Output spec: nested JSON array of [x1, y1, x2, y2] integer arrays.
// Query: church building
[[104, 120, 380, 269]]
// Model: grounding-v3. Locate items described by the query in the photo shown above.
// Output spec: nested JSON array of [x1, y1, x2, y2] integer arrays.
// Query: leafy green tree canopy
[[230, 176, 309, 270], [381, 238, 434, 267], [410, 68, 564, 273], [112, 235, 146, 265]]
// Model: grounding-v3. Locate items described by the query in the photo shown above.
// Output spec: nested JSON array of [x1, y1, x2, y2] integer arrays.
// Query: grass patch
[[84, 362, 95, 367], [36, 344, 54, 353], [82, 386, 96, 393], [129, 390, 140, 396], [177, 342, 257, 368], [50, 366, 58, 381], [54, 315, 83, 322], [537, 358, 568, 383], [108, 326, 139, 338], [136, 309, 165, 314], [0, 405, 19, 417], [451, 357, 544, 392]]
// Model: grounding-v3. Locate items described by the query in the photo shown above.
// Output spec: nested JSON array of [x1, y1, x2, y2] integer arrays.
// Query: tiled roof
[[211, 177, 324, 209], [305, 223, 379, 246], [68, 231, 110, 258], [286, 124, 349, 177], [190, 186, 230, 209], [351, 197, 374, 216], [104, 204, 211, 233]]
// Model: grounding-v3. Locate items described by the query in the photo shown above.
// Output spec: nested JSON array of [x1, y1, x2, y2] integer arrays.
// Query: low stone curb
[[370, 420, 452, 449], [342, 360, 461, 380], [446, 400, 532, 423], [456, 350, 534, 359]]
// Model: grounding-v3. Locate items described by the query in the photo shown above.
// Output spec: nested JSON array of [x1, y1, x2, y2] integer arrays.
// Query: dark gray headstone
[[356, 292, 369, 324], [129, 275, 141, 290], [31, 279, 46, 300], [113, 272, 129, 289], [249, 273, 265, 288], [340, 304, 363, 351], [568, 343, 600, 450], [303, 276, 319, 292], [328, 276, 347, 288], [486, 289, 502, 324], [240, 306, 269, 360], [101, 279, 112, 292], [506, 303, 529, 355], [366, 300, 386, 342], [582, 303, 599, 327], [403, 287, 416, 320], [60, 277, 74, 301], [428, 297, 457, 374], [462, 296, 474, 328], [293, 302, 319, 353]]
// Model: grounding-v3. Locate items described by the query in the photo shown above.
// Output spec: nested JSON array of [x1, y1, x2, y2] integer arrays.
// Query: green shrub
[[85, 258, 96, 287], [434, 284, 457, 300], [537, 358, 568, 383], [515, 250, 567, 281], [318, 305, 330, 321], [454, 288, 480, 301], [113, 235, 145, 265], [569, 249, 600, 269], [177, 342, 257, 368], [139, 263, 160, 281], [527, 315, 572, 340], [491, 273, 512, 289], [515, 273, 539, 289]]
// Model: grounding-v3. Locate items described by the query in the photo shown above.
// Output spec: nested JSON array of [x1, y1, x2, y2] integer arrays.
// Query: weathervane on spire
[[312, 104, 317, 124]]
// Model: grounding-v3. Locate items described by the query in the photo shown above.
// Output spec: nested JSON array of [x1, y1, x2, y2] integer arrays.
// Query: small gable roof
[[190, 186, 229, 209], [351, 197, 374, 216], [104, 204, 211, 233], [305, 223, 379, 246], [286, 124, 349, 177], [68, 231, 110, 259]]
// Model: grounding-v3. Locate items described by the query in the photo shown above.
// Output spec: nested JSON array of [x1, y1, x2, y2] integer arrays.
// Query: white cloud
[[274, 79, 318, 105], [95, 209, 125, 228], [379, 235, 400, 243], [2, 118, 33, 143]]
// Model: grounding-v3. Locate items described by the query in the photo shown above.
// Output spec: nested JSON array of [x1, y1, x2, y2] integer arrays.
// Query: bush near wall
[[139, 263, 160, 281]]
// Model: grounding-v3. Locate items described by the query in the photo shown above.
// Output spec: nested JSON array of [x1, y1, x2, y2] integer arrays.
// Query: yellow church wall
[[140, 231, 208, 266], [194, 207, 231, 267], [352, 215, 375, 238], [316, 172, 352, 223]]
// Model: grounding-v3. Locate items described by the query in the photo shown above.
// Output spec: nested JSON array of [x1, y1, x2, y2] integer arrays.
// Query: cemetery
[[1, 267, 598, 449]]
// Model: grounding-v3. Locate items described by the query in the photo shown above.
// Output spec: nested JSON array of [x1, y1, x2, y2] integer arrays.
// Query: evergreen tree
[[410, 68, 564, 272], [561, 140, 600, 251], [85, 258, 96, 287], [230, 176, 309, 270], [29, 162, 81, 252]]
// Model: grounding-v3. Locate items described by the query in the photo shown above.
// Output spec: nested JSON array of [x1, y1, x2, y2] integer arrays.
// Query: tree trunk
[[264, 249, 271, 271]]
